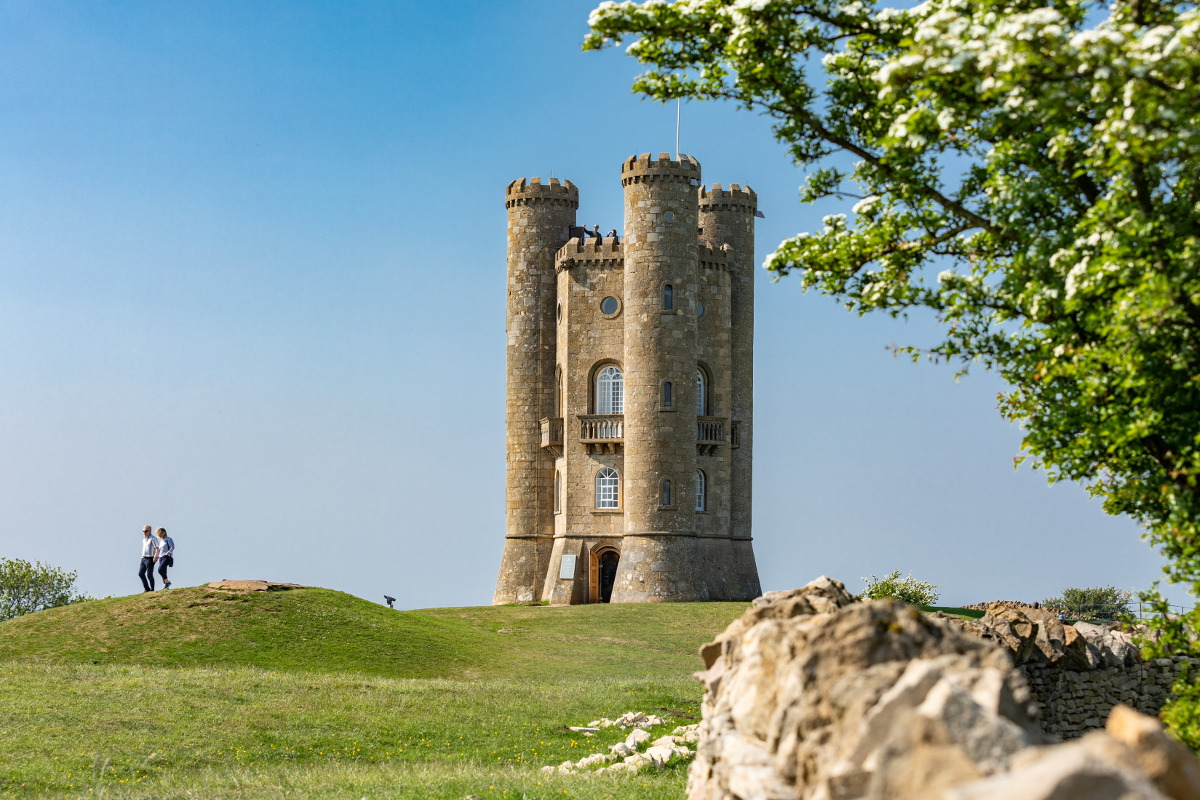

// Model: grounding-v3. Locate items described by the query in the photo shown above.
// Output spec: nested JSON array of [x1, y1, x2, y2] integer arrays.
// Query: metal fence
[[1046, 601, 1190, 623]]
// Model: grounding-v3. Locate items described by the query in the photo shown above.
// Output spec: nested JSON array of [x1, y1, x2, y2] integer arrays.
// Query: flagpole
[[675, 98, 681, 159]]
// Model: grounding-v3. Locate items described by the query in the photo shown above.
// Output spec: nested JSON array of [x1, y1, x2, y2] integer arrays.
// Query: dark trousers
[[157, 555, 173, 583], [139, 557, 156, 591]]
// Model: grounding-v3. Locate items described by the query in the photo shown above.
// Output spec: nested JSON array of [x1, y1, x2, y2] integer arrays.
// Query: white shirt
[[142, 535, 159, 558]]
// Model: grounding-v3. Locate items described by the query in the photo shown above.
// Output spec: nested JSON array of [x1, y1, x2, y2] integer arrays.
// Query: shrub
[[861, 570, 940, 607], [0, 558, 88, 622], [1041, 586, 1132, 619]]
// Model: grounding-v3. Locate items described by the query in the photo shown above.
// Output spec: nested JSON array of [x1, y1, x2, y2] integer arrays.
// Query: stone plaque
[[559, 554, 577, 580]]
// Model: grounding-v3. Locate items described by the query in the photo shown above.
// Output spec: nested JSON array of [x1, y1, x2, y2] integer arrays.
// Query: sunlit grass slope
[[0, 587, 750, 798], [0, 663, 697, 799], [0, 586, 748, 681]]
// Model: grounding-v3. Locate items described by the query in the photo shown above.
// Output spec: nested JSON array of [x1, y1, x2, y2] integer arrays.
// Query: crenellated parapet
[[555, 236, 624, 271], [620, 152, 701, 186], [699, 183, 757, 214], [505, 177, 580, 209], [699, 242, 730, 272]]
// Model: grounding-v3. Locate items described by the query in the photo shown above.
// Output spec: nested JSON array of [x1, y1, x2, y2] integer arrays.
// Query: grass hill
[[0, 585, 751, 799], [0, 584, 749, 681]]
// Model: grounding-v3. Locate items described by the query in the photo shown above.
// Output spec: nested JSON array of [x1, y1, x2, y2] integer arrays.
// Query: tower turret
[[494, 177, 577, 604], [612, 153, 702, 602], [699, 183, 761, 596]]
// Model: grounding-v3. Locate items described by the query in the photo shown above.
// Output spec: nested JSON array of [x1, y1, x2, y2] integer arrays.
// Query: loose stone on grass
[[540, 715, 699, 776]]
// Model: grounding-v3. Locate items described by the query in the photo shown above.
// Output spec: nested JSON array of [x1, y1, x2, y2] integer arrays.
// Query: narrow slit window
[[661, 479, 672, 507], [663, 284, 674, 310], [555, 471, 562, 514], [695, 470, 706, 512], [662, 381, 672, 408], [596, 468, 620, 509]]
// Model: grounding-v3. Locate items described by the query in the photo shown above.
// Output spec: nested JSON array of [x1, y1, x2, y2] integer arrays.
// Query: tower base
[[609, 535, 761, 603], [492, 536, 553, 605]]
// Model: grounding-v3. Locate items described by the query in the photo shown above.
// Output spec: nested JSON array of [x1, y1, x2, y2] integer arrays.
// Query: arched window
[[663, 284, 674, 310], [662, 381, 673, 409], [696, 369, 707, 416], [596, 365, 624, 414], [661, 478, 672, 507], [695, 469, 706, 512], [555, 366, 563, 416], [596, 467, 620, 509], [555, 471, 562, 514]]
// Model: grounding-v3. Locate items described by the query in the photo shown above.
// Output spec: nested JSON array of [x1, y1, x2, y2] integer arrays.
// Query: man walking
[[139, 524, 159, 592]]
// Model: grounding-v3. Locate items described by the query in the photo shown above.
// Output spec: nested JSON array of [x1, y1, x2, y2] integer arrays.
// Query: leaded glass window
[[596, 365, 624, 414], [596, 467, 620, 509]]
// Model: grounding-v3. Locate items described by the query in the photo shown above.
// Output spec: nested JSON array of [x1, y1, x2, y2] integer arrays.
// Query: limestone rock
[[944, 732, 1169, 800], [1059, 621, 1102, 670], [978, 605, 1039, 665], [864, 713, 983, 800], [625, 728, 651, 748], [1020, 607, 1068, 664], [686, 577, 1037, 800], [1106, 704, 1200, 800]]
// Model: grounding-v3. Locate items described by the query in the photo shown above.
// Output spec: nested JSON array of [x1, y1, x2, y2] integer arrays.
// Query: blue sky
[[0, 0, 1184, 609]]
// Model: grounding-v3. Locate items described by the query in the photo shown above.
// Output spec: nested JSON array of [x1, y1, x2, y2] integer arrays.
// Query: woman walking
[[156, 527, 175, 588]]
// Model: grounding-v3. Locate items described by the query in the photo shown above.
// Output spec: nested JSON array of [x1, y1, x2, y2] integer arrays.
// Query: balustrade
[[540, 417, 564, 458], [579, 414, 623, 454], [697, 416, 727, 456]]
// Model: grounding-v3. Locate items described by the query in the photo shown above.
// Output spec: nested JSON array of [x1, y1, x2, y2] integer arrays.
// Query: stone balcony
[[579, 414, 623, 454], [540, 417, 564, 458], [697, 416, 728, 456]]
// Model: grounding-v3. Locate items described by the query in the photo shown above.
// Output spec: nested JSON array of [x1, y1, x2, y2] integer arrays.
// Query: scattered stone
[[585, 711, 663, 730], [625, 728, 651, 749], [575, 753, 613, 769], [206, 580, 306, 592]]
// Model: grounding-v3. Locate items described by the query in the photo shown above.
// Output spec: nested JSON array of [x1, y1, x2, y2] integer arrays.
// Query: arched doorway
[[589, 545, 621, 603]]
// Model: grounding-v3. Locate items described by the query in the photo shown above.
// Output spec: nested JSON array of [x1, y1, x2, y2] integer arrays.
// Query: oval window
[[663, 211, 675, 222], [601, 296, 620, 316], [697, 300, 706, 318], [556, 301, 563, 322]]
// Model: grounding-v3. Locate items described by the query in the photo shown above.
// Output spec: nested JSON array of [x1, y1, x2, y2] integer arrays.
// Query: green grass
[[922, 605, 986, 620], [0, 585, 749, 799], [0, 586, 745, 681]]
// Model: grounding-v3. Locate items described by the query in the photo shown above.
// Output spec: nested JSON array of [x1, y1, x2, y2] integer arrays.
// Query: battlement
[[555, 236, 624, 271], [620, 153, 701, 186], [699, 183, 757, 212], [699, 242, 730, 271], [505, 177, 580, 209]]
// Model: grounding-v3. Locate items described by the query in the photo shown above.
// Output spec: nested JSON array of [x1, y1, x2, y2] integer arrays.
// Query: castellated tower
[[493, 177, 578, 604], [492, 153, 761, 605]]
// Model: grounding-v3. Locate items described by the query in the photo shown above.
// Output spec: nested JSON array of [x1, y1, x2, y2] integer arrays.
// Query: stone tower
[[493, 153, 761, 605]]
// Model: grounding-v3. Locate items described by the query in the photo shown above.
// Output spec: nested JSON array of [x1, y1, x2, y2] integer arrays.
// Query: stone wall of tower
[[695, 244, 732, 543], [612, 153, 702, 602], [541, 237, 626, 604], [493, 177, 576, 605], [700, 184, 762, 598]]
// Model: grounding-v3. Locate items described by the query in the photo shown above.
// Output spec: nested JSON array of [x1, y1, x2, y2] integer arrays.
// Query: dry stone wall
[[687, 578, 1200, 800], [933, 604, 1195, 741], [1020, 658, 1189, 740]]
